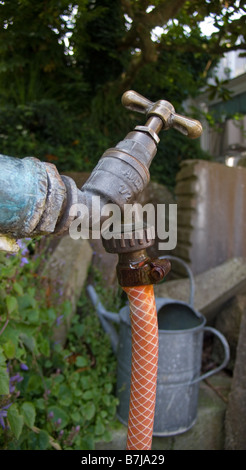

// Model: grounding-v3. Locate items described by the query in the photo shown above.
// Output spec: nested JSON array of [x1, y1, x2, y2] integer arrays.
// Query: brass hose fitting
[[102, 223, 171, 287]]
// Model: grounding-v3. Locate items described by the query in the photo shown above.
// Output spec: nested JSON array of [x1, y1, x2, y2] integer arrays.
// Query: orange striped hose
[[123, 284, 158, 450]]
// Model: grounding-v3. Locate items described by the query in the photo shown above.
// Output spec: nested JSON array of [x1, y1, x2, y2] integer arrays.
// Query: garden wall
[[173, 159, 246, 275]]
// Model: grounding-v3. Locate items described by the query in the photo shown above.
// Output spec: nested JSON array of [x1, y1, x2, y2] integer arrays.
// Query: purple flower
[[20, 256, 29, 267], [0, 416, 5, 429], [10, 373, 23, 384], [0, 403, 12, 429], [17, 239, 29, 255], [9, 373, 23, 393], [0, 403, 12, 414], [17, 240, 26, 250], [44, 389, 51, 400], [20, 363, 29, 371], [9, 384, 15, 393], [56, 315, 64, 326]]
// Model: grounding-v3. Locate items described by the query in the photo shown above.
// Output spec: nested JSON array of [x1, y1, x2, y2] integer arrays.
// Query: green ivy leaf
[[95, 416, 105, 436], [6, 295, 18, 314], [101, 429, 112, 442], [60, 395, 72, 407], [13, 281, 23, 296], [20, 333, 37, 353], [73, 388, 82, 397], [75, 356, 88, 367], [46, 308, 56, 323], [102, 394, 111, 407], [15, 347, 26, 360], [38, 336, 50, 357], [26, 309, 40, 325], [83, 402, 96, 421], [35, 398, 45, 411], [2, 339, 16, 359], [27, 374, 43, 392], [83, 390, 94, 400], [38, 430, 50, 450], [17, 293, 35, 311], [7, 404, 24, 439], [21, 402, 36, 428], [0, 324, 19, 347], [0, 366, 9, 394], [0, 346, 6, 365], [47, 406, 69, 429], [71, 411, 82, 423]]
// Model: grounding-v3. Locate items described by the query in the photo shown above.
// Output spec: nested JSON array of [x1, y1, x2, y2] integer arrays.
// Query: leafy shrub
[[0, 100, 84, 167], [0, 94, 211, 191], [0, 239, 118, 450]]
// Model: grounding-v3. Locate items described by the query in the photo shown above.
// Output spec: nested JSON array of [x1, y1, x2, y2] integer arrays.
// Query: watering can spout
[[86, 285, 120, 354]]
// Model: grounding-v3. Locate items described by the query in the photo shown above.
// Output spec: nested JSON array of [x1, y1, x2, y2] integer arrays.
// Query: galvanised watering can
[[88, 258, 230, 437]]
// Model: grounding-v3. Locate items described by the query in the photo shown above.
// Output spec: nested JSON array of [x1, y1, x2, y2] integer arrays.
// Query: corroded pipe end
[[0, 155, 78, 245]]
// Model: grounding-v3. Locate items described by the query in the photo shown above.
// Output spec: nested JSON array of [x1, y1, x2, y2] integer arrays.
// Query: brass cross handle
[[122, 90, 202, 139]]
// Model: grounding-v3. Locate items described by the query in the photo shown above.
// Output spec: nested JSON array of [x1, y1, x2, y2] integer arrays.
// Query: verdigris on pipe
[[0, 155, 48, 237], [0, 154, 79, 251]]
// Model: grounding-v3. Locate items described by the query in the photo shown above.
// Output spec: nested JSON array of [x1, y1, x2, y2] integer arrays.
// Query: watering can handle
[[160, 255, 195, 307], [191, 326, 230, 384]]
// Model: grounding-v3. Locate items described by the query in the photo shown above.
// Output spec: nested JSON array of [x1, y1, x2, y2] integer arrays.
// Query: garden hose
[[123, 285, 158, 450], [102, 224, 171, 451]]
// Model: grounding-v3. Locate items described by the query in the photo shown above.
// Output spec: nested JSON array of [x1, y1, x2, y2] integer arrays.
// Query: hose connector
[[102, 223, 171, 287]]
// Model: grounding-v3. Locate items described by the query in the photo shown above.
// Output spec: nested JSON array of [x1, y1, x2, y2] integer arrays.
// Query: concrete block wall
[[174, 159, 246, 275]]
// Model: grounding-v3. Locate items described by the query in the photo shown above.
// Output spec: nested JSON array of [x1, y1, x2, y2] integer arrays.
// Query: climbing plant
[[0, 240, 119, 449]]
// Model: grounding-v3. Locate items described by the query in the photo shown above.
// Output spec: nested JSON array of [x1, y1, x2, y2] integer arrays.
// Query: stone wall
[[174, 159, 246, 275], [42, 235, 93, 344]]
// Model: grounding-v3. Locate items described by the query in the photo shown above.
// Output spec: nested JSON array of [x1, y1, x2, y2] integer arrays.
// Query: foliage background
[[1, 0, 245, 188]]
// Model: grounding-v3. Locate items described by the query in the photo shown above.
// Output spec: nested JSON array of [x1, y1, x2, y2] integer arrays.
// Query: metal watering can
[[87, 256, 230, 436]]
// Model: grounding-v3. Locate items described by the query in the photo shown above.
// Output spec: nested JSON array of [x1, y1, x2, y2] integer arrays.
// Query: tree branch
[[0, 317, 9, 337], [120, 0, 134, 19], [120, 0, 187, 50], [117, 0, 246, 93], [118, 0, 187, 89], [146, 0, 187, 28]]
